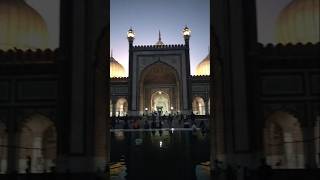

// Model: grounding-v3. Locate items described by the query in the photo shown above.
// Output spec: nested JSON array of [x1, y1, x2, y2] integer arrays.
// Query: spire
[[155, 30, 164, 45]]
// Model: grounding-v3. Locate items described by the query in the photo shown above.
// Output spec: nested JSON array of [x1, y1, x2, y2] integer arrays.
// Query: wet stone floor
[[110, 129, 210, 180]]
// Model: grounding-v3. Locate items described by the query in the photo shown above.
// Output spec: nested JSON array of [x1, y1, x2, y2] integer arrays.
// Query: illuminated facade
[[110, 27, 211, 116]]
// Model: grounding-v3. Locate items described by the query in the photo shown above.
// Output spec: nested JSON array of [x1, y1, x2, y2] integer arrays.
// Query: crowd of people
[[110, 112, 209, 133]]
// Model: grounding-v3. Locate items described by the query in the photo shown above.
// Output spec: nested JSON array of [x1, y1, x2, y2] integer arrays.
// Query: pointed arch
[[115, 97, 128, 116], [192, 96, 206, 115], [264, 111, 305, 169], [18, 114, 57, 173]]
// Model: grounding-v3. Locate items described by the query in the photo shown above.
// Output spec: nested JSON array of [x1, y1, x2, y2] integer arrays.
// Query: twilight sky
[[24, 0, 293, 74]]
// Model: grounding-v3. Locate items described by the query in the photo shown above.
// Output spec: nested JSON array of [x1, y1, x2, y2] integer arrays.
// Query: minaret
[[127, 27, 135, 115], [155, 30, 164, 45], [182, 25, 191, 76], [182, 25, 192, 113]]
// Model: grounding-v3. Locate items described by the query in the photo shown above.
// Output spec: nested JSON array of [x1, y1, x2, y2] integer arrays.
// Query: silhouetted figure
[[159, 120, 163, 129], [226, 164, 236, 180], [212, 160, 223, 179], [123, 120, 129, 129], [152, 113, 156, 123], [199, 120, 205, 133], [144, 121, 150, 129], [111, 116, 116, 128], [275, 159, 282, 167], [179, 114, 183, 124], [257, 158, 272, 180], [191, 112, 195, 123], [26, 156, 31, 174], [133, 119, 140, 129], [151, 120, 156, 129], [168, 114, 173, 127]]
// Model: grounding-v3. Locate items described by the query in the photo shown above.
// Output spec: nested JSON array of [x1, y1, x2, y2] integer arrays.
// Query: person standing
[[257, 158, 272, 180], [26, 156, 31, 173]]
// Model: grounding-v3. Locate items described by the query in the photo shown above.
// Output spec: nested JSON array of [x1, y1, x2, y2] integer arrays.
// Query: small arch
[[115, 98, 128, 116], [18, 114, 57, 173], [192, 96, 206, 115], [264, 111, 304, 169], [151, 91, 170, 114]]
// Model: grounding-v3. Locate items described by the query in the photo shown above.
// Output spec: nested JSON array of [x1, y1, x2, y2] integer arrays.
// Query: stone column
[[112, 98, 117, 117], [0, 133, 7, 174], [204, 98, 209, 115], [32, 136, 44, 173], [316, 116, 320, 168], [302, 126, 317, 168], [283, 132, 295, 168]]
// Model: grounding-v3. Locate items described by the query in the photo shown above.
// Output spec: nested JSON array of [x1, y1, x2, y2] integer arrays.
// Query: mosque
[[110, 29, 210, 117], [0, 0, 319, 179]]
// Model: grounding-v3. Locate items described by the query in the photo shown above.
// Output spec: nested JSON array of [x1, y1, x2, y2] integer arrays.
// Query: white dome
[[276, 0, 320, 44], [0, 0, 49, 50], [195, 54, 210, 76], [110, 56, 126, 78]]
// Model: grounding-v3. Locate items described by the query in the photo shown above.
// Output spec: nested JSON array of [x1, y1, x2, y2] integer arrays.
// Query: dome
[[195, 54, 210, 76], [276, 0, 319, 44], [0, 0, 49, 50], [110, 56, 126, 78]]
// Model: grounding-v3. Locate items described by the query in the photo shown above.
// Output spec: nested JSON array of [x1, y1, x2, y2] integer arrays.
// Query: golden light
[[195, 55, 210, 76], [183, 26, 191, 37], [110, 57, 126, 77], [127, 28, 135, 38]]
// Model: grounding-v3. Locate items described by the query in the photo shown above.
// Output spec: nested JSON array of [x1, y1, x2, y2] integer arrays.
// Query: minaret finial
[[159, 30, 161, 41]]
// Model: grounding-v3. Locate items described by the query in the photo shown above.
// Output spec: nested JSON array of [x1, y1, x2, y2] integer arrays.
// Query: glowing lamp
[[127, 28, 135, 39], [183, 26, 191, 37]]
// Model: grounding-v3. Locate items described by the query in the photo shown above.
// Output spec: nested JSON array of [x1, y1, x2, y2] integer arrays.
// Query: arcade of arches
[[0, 114, 57, 174]]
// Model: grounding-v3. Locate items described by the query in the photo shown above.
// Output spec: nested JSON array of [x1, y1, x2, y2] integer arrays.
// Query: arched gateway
[[139, 62, 180, 114]]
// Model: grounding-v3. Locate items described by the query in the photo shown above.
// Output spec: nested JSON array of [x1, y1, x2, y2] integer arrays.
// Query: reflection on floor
[[110, 129, 210, 180]]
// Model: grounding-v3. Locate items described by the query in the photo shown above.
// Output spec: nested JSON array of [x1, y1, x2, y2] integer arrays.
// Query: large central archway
[[151, 91, 170, 113], [139, 62, 181, 114]]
